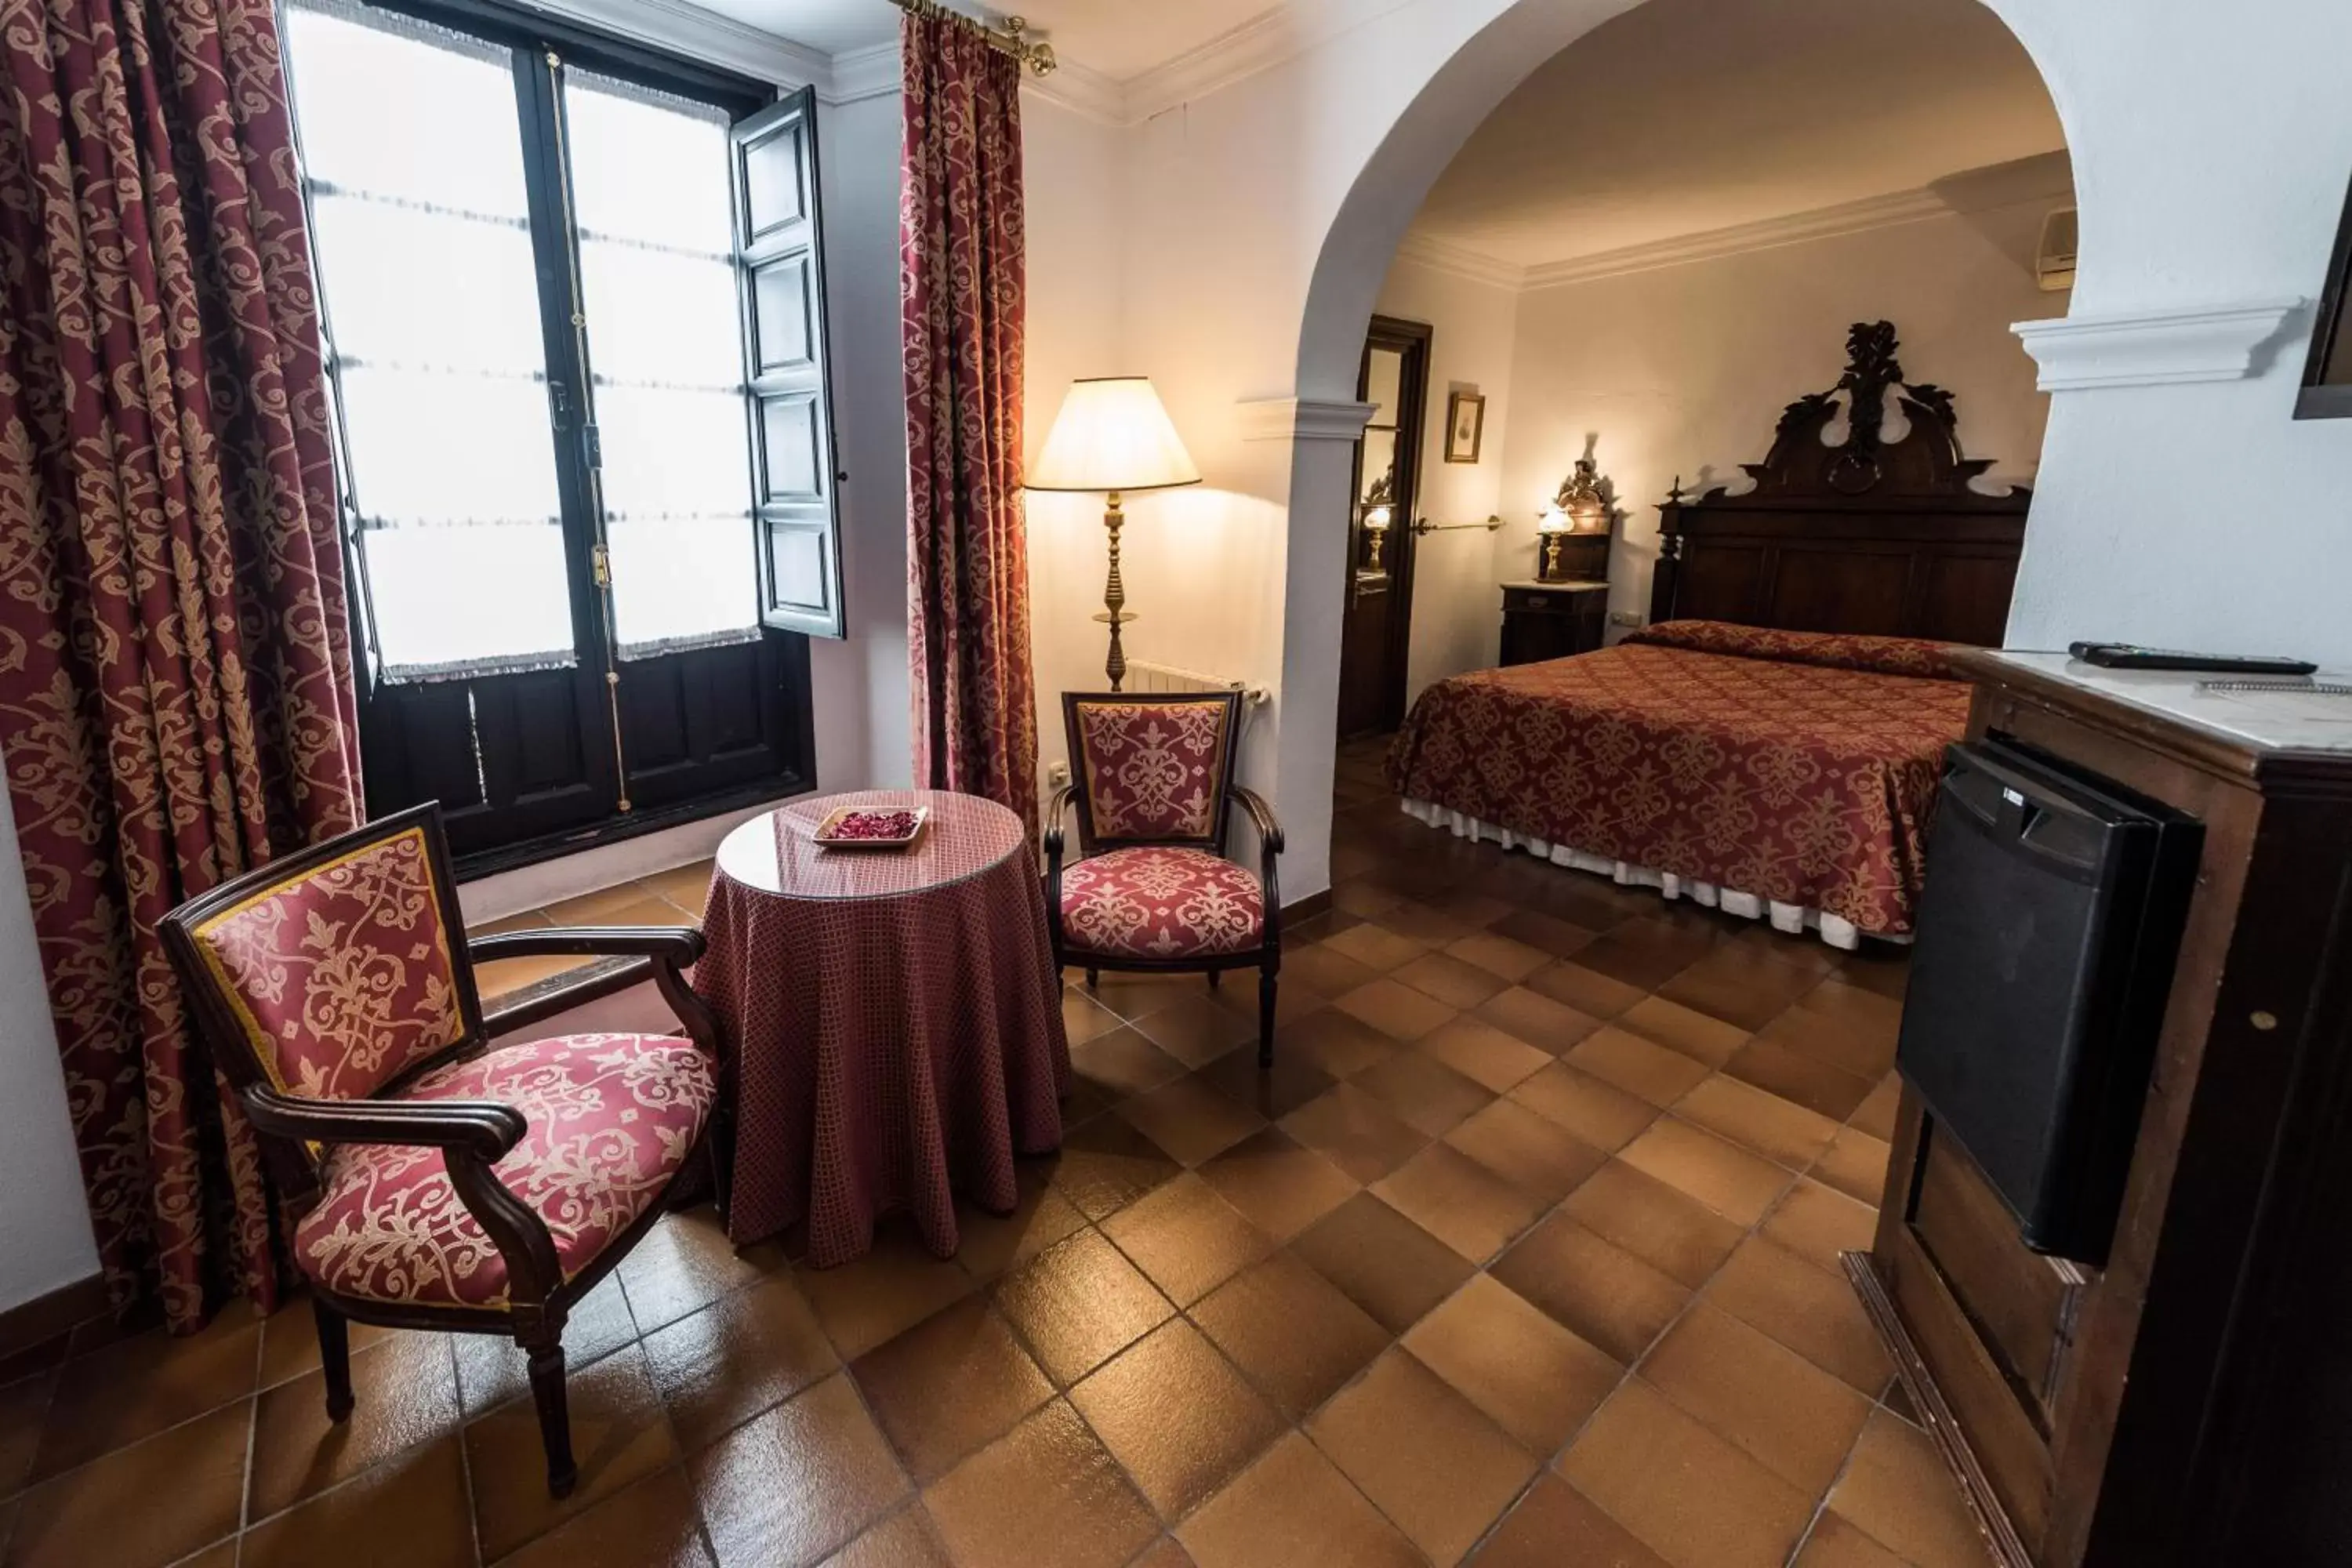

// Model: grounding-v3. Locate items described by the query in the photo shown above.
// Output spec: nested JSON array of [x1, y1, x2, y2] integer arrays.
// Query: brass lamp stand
[[1093, 490, 1134, 690]]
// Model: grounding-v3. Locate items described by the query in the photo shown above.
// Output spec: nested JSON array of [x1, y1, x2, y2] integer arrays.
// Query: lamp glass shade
[[1026, 376, 1203, 493]]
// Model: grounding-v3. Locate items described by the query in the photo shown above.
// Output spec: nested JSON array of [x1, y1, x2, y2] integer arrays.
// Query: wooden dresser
[[1851, 650, 2352, 1566], [1498, 579, 1607, 666]]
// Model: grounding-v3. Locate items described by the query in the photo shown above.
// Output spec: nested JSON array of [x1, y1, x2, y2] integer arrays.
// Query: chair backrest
[[161, 802, 485, 1117], [1062, 690, 1243, 854]]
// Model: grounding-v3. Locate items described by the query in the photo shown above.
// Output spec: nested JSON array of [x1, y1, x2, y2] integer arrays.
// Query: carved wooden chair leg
[[314, 1298, 354, 1422], [521, 1327, 578, 1497], [1207, 969, 1221, 989], [1258, 967, 1277, 1069], [1086, 967, 1100, 989]]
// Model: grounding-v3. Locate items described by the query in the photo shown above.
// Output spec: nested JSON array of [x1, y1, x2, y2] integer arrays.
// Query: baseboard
[[0, 1271, 108, 1365], [1283, 889, 1334, 927]]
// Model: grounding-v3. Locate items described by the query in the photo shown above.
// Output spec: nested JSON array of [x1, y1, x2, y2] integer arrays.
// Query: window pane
[[286, 0, 576, 681], [567, 71, 760, 656]]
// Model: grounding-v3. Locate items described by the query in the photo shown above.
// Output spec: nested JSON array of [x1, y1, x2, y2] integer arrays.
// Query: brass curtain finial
[[891, 0, 1058, 75]]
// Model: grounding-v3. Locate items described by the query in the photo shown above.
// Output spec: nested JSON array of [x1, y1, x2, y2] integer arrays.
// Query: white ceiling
[[684, 0, 1282, 79], [1410, 0, 2067, 268]]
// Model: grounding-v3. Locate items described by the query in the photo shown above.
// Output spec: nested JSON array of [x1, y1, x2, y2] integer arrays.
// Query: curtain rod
[[890, 0, 1058, 76]]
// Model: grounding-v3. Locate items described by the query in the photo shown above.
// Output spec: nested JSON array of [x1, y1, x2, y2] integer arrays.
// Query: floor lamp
[[1026, 377, 1202, 691]]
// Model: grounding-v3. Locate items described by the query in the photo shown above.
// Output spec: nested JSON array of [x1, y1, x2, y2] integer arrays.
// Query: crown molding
[[825, 42, 899, 104], [1121, 0, 1419, 124], [2013, 299, 2308, 391], [1025, 55, 1126, 125], [1238, 397, 1377, 443], [1392, 230, 1528, 292], [524, 0, 832, 89]]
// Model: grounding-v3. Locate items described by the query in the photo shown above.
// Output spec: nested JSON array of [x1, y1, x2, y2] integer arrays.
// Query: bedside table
[[1499, 579, 1609, 666]]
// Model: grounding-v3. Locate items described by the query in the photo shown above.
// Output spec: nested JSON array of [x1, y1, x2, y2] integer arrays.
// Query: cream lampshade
[[1027, 377, 1201, 691]]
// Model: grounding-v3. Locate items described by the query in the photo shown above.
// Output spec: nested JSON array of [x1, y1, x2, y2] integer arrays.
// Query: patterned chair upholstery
[[1045, 691, 1285, 1065], [161, 803, 725, 1499]]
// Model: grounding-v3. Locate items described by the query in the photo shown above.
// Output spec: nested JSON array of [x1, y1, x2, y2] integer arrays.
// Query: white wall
[[1371, 256, 1523, 701], [1499, 201, 2063, 634]]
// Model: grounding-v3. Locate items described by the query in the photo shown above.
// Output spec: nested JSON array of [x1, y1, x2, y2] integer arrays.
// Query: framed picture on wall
[[1444, 391, 1486, 463], [2299, 171, 2352, 419]]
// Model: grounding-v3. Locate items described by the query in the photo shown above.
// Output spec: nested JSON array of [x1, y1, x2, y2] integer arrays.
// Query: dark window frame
[[2298, 169, 2352, 420]]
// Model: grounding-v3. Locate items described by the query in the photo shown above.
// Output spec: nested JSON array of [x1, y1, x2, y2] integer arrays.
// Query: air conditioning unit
[[2038, 207, 2078, 292]]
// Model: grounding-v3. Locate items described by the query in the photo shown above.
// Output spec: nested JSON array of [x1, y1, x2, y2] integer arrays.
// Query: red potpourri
[[822, 809, 920, 841]]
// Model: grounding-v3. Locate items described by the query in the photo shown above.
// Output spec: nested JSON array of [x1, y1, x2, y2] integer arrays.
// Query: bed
[[1386, 321, 2032, 947]]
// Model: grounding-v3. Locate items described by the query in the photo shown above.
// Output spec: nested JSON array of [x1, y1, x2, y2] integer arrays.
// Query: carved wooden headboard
[[1648, 321, 2032, 646]]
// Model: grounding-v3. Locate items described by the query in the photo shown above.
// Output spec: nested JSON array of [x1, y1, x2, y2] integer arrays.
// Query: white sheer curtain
[[565, 71, 761, 658], [285, 0, 577, 681]]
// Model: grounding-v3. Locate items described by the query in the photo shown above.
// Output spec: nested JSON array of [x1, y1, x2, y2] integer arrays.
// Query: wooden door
[[1337, 318, 1431, 739]]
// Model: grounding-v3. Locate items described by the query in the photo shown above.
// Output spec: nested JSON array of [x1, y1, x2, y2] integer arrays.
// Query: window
[[2301, 171, 2352, 419], [282, 0, 841, 865]]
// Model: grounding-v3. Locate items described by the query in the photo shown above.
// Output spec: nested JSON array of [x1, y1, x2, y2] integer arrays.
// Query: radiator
[[1123, 660, 1269, 707]]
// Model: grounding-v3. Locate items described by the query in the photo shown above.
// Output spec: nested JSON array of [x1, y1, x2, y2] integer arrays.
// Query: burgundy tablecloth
[[700, 789, 1070, 1265]]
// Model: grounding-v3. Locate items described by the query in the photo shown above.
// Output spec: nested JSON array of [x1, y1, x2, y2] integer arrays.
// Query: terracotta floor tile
[[922, 1399, 1159, 1568], [0, 1371, 56, 1497], [1761, 1179, 1880, 1276], [490, 1466, 713, 1567], [1828, 1409, 1995, 1568], [1618, 1118, 1795, 1226], [544, 882, 674, 925], [1063, 986, 1127, 1048], [1658, 949, 1822, 1031], [1617, 996, 1751, 1067], [1526, 962, 1646, 1019], [954, 1183, 1092, 1282], [1282, 946, 1381, 1002], [1573, 921, 1716, 991], [466, 1344, 680, 1563], [1565, 1028, 1713, 1109], [1795, 1512, 1912, 1568], [641, 1274, 840, 1452], [1348, 1051, 1494, 1138], [1425, 887, 1515, 929], [1176, 1431, 1419, 1568], [1443, 1098, 1607, 1205], [1193, 1048, 1338, 1123], [29, 1305, 261, 1481], [1642, 1304, 1872, 1494], [4, 1399, 249, 1568], [992, 1228, 1174, 1385], [1490, 1213, 1690, 1365], [850, 1297, 1053, 1483], [1191, 1252, 1390, 1420], [1131, 996, 1258, 1071], [1769, 980, 1904, 1078], [822, 1505, 955, 1568], [1117, 1076, 1267, 1168], [258, 1305, 396, 1392], [1194, 1127, 1359, 1241], [241, 1436, 474, 1568], [1404, 1275, 1622, 1453], [1307, 1348, 1537, 1566], [1704, 1237, 1892, 1396], [1562, 1161, 1745, 1288], [1508, 1062, 1661, 1151], [1382, 899, 1482, 947], [1396, 950, 1512, 1010], [1071, 1320, 1285, 1521], [1331, 880, 1408, 920], [1373, 1142, 1548, 1263], [456, 1276, 641, 1417], [1333, 977, 1458, 1043], [1084, 971, 1204, 1022], [796, 1232, 975, 1361], [1471, 1474, 1672, 1568], [1445, 930, 1552, 984], [1559, 1379, 1815, 1568], [249, 1330, 459, 1519], [616, 1207, 774, 1335], [1047, 1115, 1184, 1221], [1070, 1028, 1191, 1102], [1812, 1127, 1896, 1206], [1321, 924, 1431, 973], [1271, 1008, 1399, 1081], [641, 859, 718, 916], [690, 1372, 909, 1567], [1671, 1074, 1842, 1171], [1486, 907, 1599, 961], [1837, 949, 1911, 1000], [1276, 1083, 1430, 1185], [1475, 985, 1603, 1056], [1414, 1016, 1553, 1094], [1724, 1036, 1878, 1123], [1850, 1075, 1902, 1142], [1289, 1192, 1476, 1334], [1102, 1173, 1276, 1306]]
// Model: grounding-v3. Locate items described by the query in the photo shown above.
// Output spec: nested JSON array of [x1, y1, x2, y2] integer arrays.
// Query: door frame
[[1344, 314, 1432, 736]]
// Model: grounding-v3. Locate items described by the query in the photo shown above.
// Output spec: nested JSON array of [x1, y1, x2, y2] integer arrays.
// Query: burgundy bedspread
[[1385, 621, 1972, 937]]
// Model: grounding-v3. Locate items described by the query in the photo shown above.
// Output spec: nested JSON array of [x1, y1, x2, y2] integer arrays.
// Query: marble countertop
[[1976, 650, 2352, 756]]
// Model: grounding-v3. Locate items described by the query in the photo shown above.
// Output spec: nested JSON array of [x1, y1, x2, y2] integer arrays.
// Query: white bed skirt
[[1399, 797, 1905, 953]]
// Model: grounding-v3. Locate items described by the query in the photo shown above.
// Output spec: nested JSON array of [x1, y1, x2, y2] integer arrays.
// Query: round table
[[700, 789, 1070, 1267]]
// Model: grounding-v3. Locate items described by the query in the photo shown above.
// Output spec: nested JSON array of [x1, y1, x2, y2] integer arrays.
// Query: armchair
[[159, 803, 725, 1497], [1044, 691, 1285, 1066]]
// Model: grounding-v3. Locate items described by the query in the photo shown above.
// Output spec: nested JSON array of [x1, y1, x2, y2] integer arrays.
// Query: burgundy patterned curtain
[[901, 11, 1038, 838], [0, 0, 361, 1327]]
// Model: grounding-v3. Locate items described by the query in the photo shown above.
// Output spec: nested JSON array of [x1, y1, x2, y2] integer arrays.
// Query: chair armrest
[[1232, 788, 1285, 855], [467, 925, 706, 965], [1040, 785, 1077, 858], [240, 1084, 527, 1161]]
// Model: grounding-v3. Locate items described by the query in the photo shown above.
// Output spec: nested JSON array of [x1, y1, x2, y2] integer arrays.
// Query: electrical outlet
[[1047, 760, 1071, 787], [1609, 610, 1643, 628]]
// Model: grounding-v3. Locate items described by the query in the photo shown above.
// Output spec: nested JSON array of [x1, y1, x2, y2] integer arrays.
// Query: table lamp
[[1537, 457, 1613, 583], [1026, 376, 1202, 691]]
